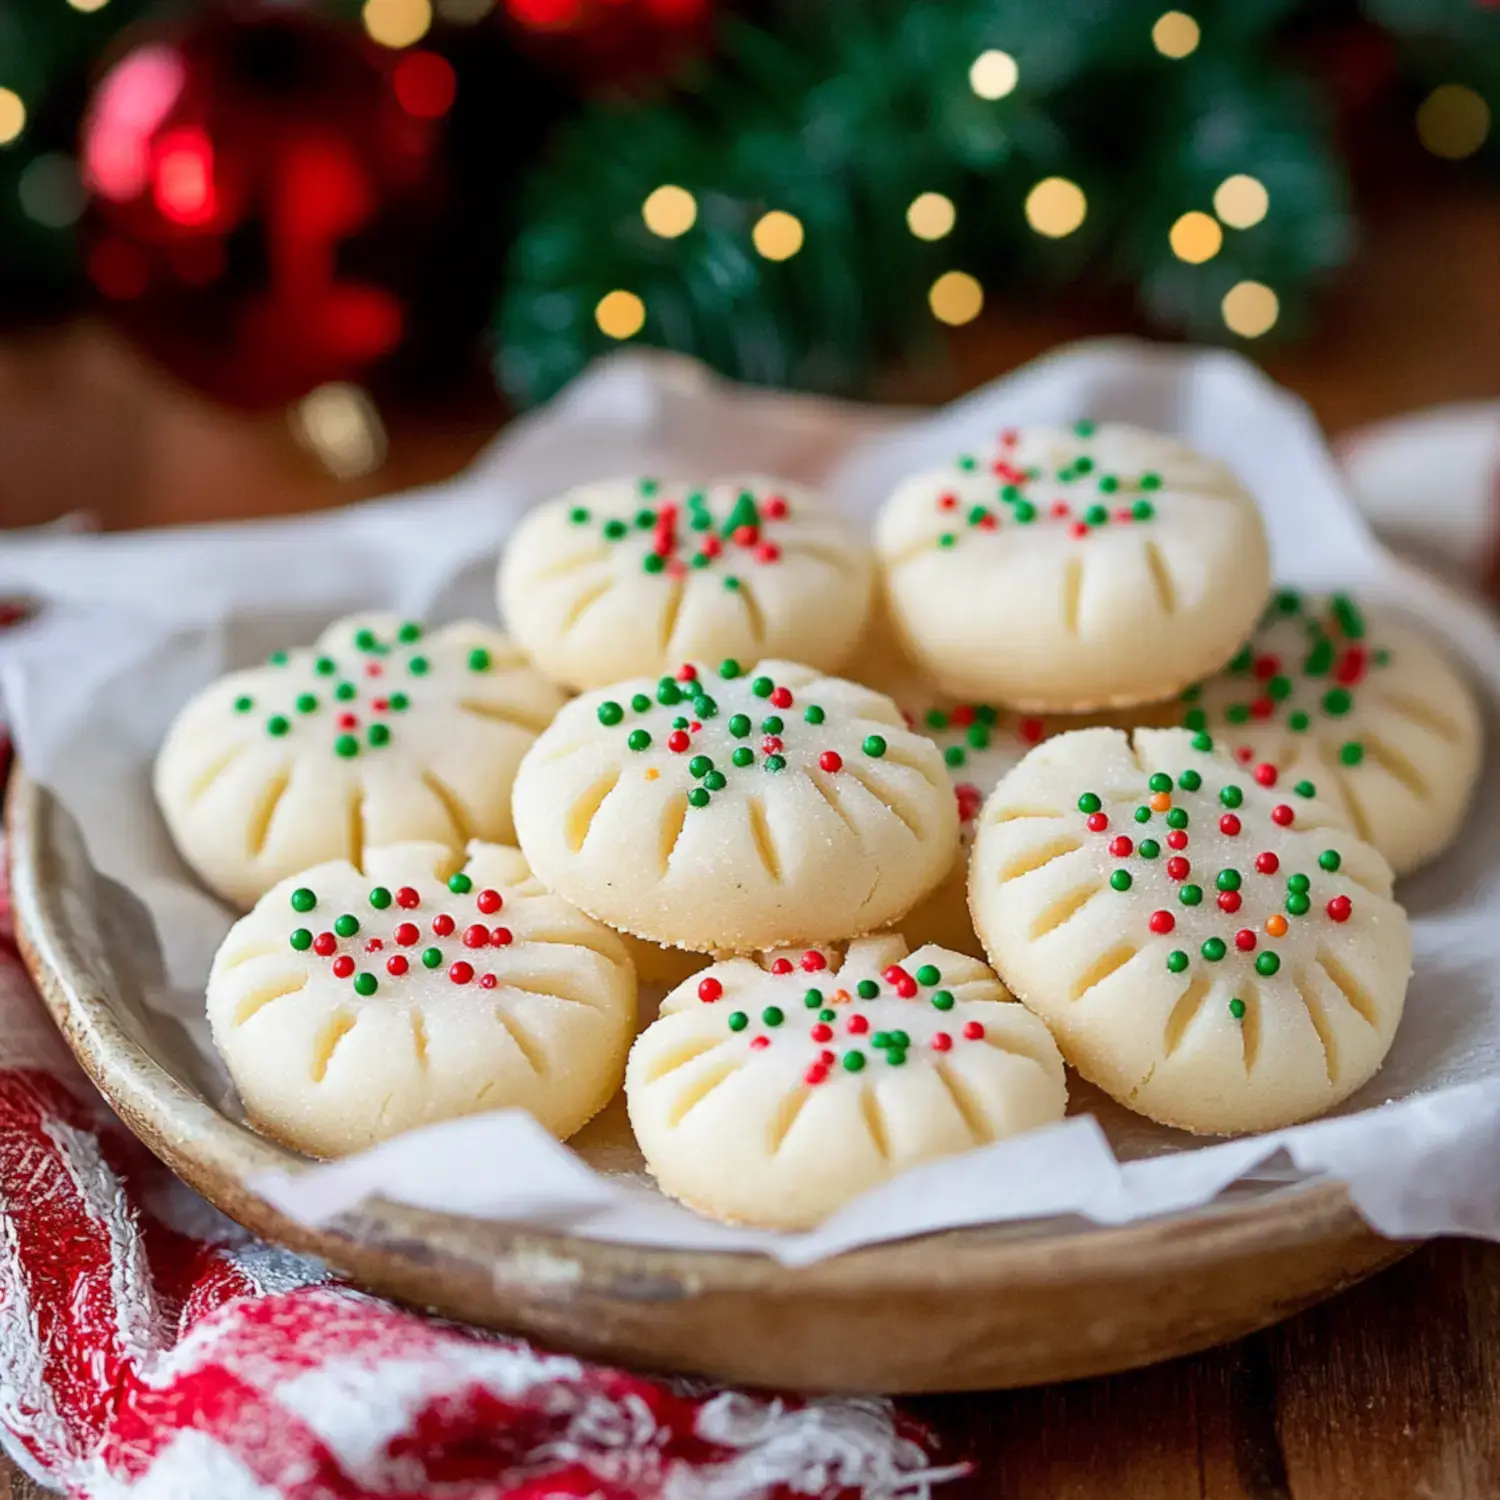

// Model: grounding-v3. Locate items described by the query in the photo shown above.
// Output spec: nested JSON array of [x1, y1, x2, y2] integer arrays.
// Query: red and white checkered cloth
[[0, 808, 963, 1499]]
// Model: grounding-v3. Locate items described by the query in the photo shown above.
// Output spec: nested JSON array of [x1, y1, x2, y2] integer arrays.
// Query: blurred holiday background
[[0, 0, 1497, 535]]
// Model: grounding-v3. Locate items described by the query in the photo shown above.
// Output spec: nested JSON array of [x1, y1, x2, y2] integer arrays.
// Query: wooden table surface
[[2, 179, 1498, 1498]]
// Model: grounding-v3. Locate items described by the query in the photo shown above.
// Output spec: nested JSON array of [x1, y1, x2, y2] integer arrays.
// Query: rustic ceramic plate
[[7, 770, 1406, 1393]]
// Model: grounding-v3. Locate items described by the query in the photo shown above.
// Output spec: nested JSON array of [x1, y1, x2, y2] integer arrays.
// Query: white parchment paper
[[4, 340, 1500, 1267]]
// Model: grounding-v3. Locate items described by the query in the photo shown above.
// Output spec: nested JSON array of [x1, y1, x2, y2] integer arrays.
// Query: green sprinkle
[[1217, 869, 1242, 892], [1184, 708, 1207, 732], [1322, 688, 1352, 716], [1288, 873, 1311, 894], [1304, 638, 1335, 677], [931, 990, 954, 1010], [863, 735, 887, 758], [296, 693, 318, 714], [657, 680, 682, 706], [732, 747, 754, 767], [1180, 884, 1203, 906], [369, 887, 392, 909], [945, 746, 966, 768], [639, 477, 660, 496], [1000, 484, 1022, 502], [1229, 998, 1246, 1020], [234, 695, 254, 713], [1268, 675, 1293, 701], [843, 1051, 866, 1072], [448, 872, 472, 894], [728, 1011, 748, 1031], [1331, 593, 1366, 640], [762, 1006, 784, 1027], [1255, 952, 1281, 976], [1167, 950, 1189, 973], [761, 715, 784, 735], [1166, 808, 1188, 830], [1192, 733, 1214, 752], [704, 770, 727, 791], [1075, 456, 1095, 474], [966, 724, 990, 750], [889, 1029, 910, 1049], [335, 682, 356, 701], [751, 676, 774, 698], [391, 692, 410, 712], [1230, 646, 1254, 675], [353, 973, 377, 997], [1132, 499, 1156, 522], [1202, 937, 1227, 962], [805, 705, 825, 725], [1319, 849, 1342, 872], [1178, 769, 1202, 792], [764, 755, 787, 772], [603, 519, 628, 540], [355, 628, 378, 651], [968, 505, 991, 527], [267, 716, 290, 737], [724, 576, 742, 591], [368, 724, 390, 748], [1074, 419, 1096, 437], [1226, 704, 1251, 725], [1100, 475, 1120, 494], [290, 928, 313, 951], [975, 705, 999, 725], [691, 552, 712, 568], [1374, 648, 1392, 666], [1339, 741, 1364, 766], [886, 1049, 908, 1067], [689, 754, 713, 778], [642, 554, 666, 575], [1111, 870, 1133, 892], [1013, 501, 1036, 523], [314, 656, 336, 676], [729, 714, 752, 738], [291, 887, 317, 913], [335, 914, 359, 938], [334, 734, 358, 758], [1139, 839, 1160, 859], [1276, 589, 1302, 613], [857, 979, 879, 1000], [1140, 472, 1162, 491], [1135, 805, 1152, 824], [1288, 710, 1310, 732], [1085, 504, 1109, 526], [269, 651, 289, 666], [1295, 780, 1317, 798], [1148, 773, 1173, 794], [916, 964, 941, 986], [634, 508, 656, 529], [1286, 892, 1311, 916], [871, 1031, 890, 1049], [1078, 792, 1102, 814], [408, 656, 429, 676], [568, 506, 590, 524], [598, 701, 624, 726], [422, 947, 443, 969], [804, 989, 823, 1009], [957, 455, 977, 471], [467, 648, 491, 672]]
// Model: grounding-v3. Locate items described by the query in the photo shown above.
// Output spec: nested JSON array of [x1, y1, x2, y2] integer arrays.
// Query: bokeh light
[[969, 50, 1019, 101], [363, 0, 433, 49], [596, 289, 646, 339], [18, 154, 84, 228], [0, 89, 27, 148], [1169, 210, 1222, 263], [1213, 174, 1269, 229], [929, 271, 984, 326], [907, 192, 956, 241], [67, 0, 113, 11], [642, 184, 697, 238], [393, 51, 456, 118], [1024, 177, 1086, 237], [1152, 11, 1200, 59], [1222, 281, 1279, 338], [752, 209, 804, 261], [1416, 84, 1491, 161]]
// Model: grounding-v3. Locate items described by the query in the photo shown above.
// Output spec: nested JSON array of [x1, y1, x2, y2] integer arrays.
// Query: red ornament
[[501, 0, 714, 94], [80, 8, 449, 406]]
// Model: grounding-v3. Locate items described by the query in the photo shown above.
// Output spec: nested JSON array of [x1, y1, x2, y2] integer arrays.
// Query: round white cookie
[[875, 422, 1271, 710], [155, 613, 567, 908], [207, 841, 635, 1157], [627, 934, 1066, 1227], [969, 727, 1412, 1135], [498, 476, 874, 691], [510, 658, 959, 953], [1179, 590, 1482, 875]]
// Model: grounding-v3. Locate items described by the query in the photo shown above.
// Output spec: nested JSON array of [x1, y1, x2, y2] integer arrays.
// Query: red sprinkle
[[810, 1024, 833, 1043], [386, 955, 408, 976], [698, 977, 723, 1002], [480, 974, 498, 989], [1236, 747, 1255, 764], [490, 927, 513, 948], [756, 543, 782, 564], [1070, 521, 1089, 539], [701, 534, 722, 558], [676, 663, 698, 681], [1220, 814, 1242, 836], [762, 737, 783, 755], [1110, 836, 1134, 858], [365, 938, 384, 953], [396, 887, 420, 909], [476, 889, 503, 915], [338, 712, 358, 730], [1019, 718, 1045, 744], [750, 1035, 770, 1050], [1115, 507, 1134, 524], [462, 924, 488, 949], [733, 524, 759, 547], [1335, 647, 1366, 686], [332, 956, 354, 979], [847, 1014, 870, 1035], [951, 706, 975, 726], [432, 914, 455, 937], [883, 965, 918, 999], [819, 750, 843, 773], [771, 958, 794, 975], [939, 492, 959, 511], [372, 698, 389, 712], [770, 686, 793, 709], [764, 496, 789, 520], [1167, 830, 1189, 851], [1255, 852, 1280, 875], [801, 950, 828, 972], [976, 513, 999, 531], [1253, 654, 1280, 680], [366, 663, 383, 678], [962, 1020, 986, 1041], [1086, 812, 1110, 833], [1235, 928, 1257, 951], [667, 730, 690, 753], [1052, 502, 1070, 518], [394, 923, 419, 946], [1327, 895, 1353, 923], [449, 961, 473, 985], [1251, 698, 1274, 720], [1254, 763, 1278, 787], [313, 932, 337, 957], [1167, 856, 1190, 881], [804, 1063, 828, 1084], [1271, 804, 1294, 826], [931, 1033, 953, 1053], [1217, 890, 1242, 914], [1149, 910, 1175, 934]]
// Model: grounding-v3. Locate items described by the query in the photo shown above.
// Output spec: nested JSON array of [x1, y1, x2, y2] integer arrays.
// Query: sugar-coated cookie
[[498, 476, 874, 691], [511, 659, 959, 953], [969, 727, 1411, 1135], [155, 614, 566, 908], [627, 935, 1066, 1227], [1180, 591, 1482, 875], [875, 423, 1271, 710], [207, 841, 635, 1157]]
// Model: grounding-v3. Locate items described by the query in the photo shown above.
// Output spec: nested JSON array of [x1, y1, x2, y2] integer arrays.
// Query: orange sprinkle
[[1265, 914, 1288, 938], [643, 768, 660, 781], [830, 987, 852, 1005], [1150, 791, 1172, 812]]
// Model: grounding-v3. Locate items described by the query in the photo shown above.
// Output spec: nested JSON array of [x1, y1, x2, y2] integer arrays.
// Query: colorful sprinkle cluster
[[567, 478, 795, 590], [697, 953, 988, 1086], [286, 872, 516, 996], [238, 622, 493, 759], [594, 660, 884, 810], [933, 421, 1161, 548], [1181, 590, 1392, 768], [1077, 743, 1353, 1020], [910, 700, 1042, 831]]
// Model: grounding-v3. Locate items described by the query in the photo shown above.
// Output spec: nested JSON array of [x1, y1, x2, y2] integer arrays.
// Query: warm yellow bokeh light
[[1169, 210, 1223, 263], [1213, 174, 1269, 229], [969, 50, 1019, 101], [1416, 84, 1491, 161], [596, 290, 646, 340], [1024, 177, 1087, 238], [362, 0, 433, 48], [907, 192, 957, 241], [1222, 281, 1279, 338], [929, 271, 984, 326], [67, 0, 113, 12], [1152, 11, 1200, 59], [752, 209, 804, 261], [642, 184, 697, 238], [0, 90, 25, 148]]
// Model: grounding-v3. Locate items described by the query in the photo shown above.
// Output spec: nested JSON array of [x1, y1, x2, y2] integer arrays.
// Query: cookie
[[874, 422, 1271, 710], [155, 613, 566, 908], [510, 659, 959, 953], [498, 476, 874, 691], [627, 935, 1066, 1228], [1180, 591, 1482, 875], [969, 727, 1411, 1135], [207, 841, 635, 1157]]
